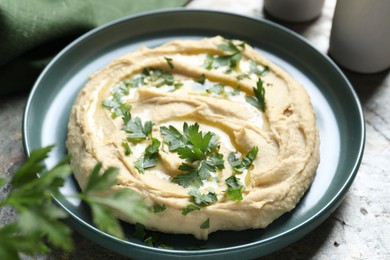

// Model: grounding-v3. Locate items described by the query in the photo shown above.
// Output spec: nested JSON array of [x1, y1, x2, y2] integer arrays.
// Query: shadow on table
[[343, 69, 389, 105]]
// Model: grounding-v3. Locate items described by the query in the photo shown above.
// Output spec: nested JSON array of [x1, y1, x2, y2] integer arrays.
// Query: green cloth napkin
[[0, 0, 189, 95]]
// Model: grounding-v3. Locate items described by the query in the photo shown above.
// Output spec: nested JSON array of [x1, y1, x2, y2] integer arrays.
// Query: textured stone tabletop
[[1, 0, 389, 259]]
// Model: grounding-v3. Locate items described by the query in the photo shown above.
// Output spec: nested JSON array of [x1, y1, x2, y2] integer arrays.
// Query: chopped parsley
[[160, 123, 224, 188], [200, 218, 210, 229], [206, 84, 224, 95], [197, 74, 206, 84], [171, 164, 203, 188], [182, 204, 201, 215], [122, 116, 153, 142], [231, 87, 241, 96], [203, 39, 245, 73], [121, 139, 132, 155], [144, 68, 175, 88], [160, 125, 187, 151], [228, 146, 259, 173], [164, 57, 174, 69], [153, 204, 167, 213], [134, 138, 161, 173], [245, 78, 266, 111], [225, 175, 243, 201], [249, 61, 269, 76], [188, 189, 218, 206], [102, 81, 131, 118]]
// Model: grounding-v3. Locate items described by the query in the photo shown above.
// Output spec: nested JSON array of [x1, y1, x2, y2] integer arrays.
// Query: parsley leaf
[[225, 175, 243, 201], [121, 139, 132, 155], [161, 123, 224, 189], [134, 138, 161, 173], [160, 125, 187, 151], [206, 84, 225, 95], [197, 74, 206, 84], [182, 204, 201, 215], [153, 204, 167, 213], [245, 78, 266, 111], [125, 73, 147, 88], [249, 61, 269, 76], [0, 146, 151, 257], [200, 218, 210, 229], [228, 146, 259, 173], [231, 87, 241, 96], [188, 189, 218, 206], [122, 116, 153, 141], [164, 57, 174, 69], [218, 40, 245, 53], [171, 163, 203, 188], [182, 123, 219, 155], [198, 153, 224, 180], [81, 163, 151, 239], [145, 68, 174, 88], [0, 147, 74, 256], [102, 82, 131, 118], [203, 40, 245, 73]]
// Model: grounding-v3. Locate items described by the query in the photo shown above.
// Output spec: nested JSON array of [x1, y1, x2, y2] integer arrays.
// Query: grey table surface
[[1, 0, 389, 259]]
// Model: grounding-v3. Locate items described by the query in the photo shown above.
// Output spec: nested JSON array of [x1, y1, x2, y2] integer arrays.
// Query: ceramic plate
[[23, 9, 365, 259]]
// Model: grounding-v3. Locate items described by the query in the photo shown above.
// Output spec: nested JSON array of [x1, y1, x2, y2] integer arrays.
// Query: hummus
[[66, 36, 320, 240]]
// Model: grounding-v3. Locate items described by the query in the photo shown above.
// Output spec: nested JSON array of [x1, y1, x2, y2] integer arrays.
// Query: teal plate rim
[[22, 8, 365, 259]]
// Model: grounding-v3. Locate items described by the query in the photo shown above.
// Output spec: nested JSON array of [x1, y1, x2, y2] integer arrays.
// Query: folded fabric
[[0, 0, 188, 95]]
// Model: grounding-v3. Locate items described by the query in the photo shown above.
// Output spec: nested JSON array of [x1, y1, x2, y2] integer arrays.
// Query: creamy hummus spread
[[66, 36, 320, 240]]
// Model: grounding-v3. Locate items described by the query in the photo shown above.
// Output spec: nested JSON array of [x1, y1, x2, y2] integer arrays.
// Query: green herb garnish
[[81, 163, 150, 238], [231, 87, 241, 96], [200, 218, 210, 229], [164, 57, 174, 69], [203, 39, 245, 73], [145, 68, 175, 88], [161, 123, 224, 188], [188, 189, 218, 206], [249, 61, 269, 76], [0, 146, 150, 258], [228, 146, 259, 173], [122, 116, 153, 142], [153, 204, 167, 213], [121, 139, 132, 155], [160, 125, 187, 151], [182, 204, 201, 215], [171, 164, 203, 188], [102, 81, 131, 118], [134, 138, 161, 173], [225, 175, 243, 201], [206, 84, 224, 95], [197, 74, 206, 84], [245, 78, 266, 111]]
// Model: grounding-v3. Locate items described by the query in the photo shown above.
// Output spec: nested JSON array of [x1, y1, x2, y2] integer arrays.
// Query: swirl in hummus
[[66, 36, 320, 240]]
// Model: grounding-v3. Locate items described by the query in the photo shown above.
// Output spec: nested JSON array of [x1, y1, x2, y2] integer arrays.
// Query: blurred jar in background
[[264, 0, 325, 22], [329, 0, 390, 73]]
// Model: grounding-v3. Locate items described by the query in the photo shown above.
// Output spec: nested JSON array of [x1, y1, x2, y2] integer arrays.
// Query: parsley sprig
[[203, 39, 245, 73], [102, 82, 131, 118], [0, 146, 150, 259], [228, 146, 259, 173], [160, 123, 225, 188], [225, 146, 258, 201], [122, 115, 153, 142], [188, 189, 218, 206], [245, 78, 266, 111], [134, 138, 161, 173], [225, 175, 243, 201], [237, 61, 269, 80]]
